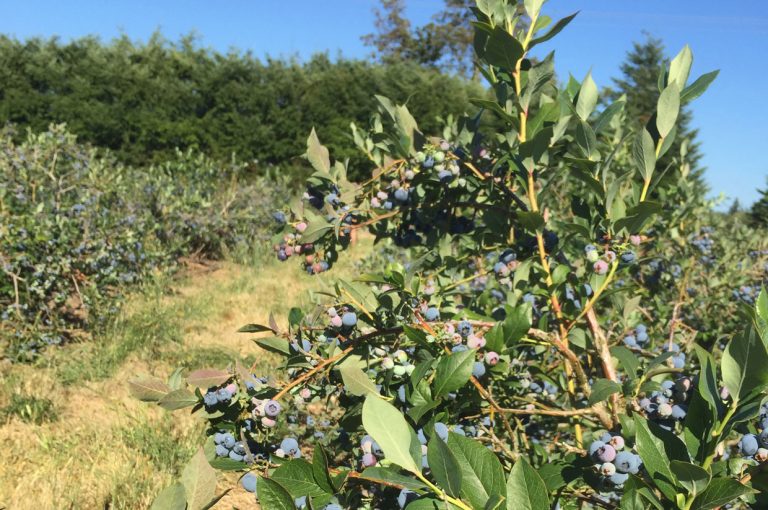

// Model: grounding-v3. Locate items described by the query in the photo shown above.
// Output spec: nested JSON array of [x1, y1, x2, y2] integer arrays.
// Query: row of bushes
[[0, 34, 484, 179], [0, 124, 286, 360]]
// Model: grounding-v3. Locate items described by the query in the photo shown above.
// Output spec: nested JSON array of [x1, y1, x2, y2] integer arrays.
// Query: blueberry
[[398, 489, 416, 508], [759, 430, 768, 448], [424, 307, 440, 321], [241, 472, 258, 493], [457, 320, 473, 337], [609, 472, 629, 487], [264, 399, 282, 417], [593, 444, 617, 463], [213, 432, 225, 444], [614, 452, 640, 474], [222, 433, 236, 449], [472, 361, 486, 378], [671, 405, 687, 420], [341, 312, 358, 327], [740, 434, 759, 456], [361, 452, 377, 467], [228, 450, 244, 461], [280, 437, 301, 458], [215, 444, 229, 457], [394, 188, 409, 202], [203, 392, 218, 407]]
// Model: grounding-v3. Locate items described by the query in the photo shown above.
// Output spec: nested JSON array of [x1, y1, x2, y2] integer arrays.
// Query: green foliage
[[0, 125, 284, 359], [0, 34, 483, 179], [137, 2, 768, 510]]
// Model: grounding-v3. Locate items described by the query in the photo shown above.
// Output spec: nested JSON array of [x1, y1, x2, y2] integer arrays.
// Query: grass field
[[0, 237, 373, 509]]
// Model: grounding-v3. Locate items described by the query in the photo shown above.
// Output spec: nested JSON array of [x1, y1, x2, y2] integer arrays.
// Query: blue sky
[[2, 0, 767, 206]]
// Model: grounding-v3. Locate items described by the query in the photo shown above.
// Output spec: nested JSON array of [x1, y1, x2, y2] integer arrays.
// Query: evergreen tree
[[608, 34, 707, 192], [751, 179, 768, 226]]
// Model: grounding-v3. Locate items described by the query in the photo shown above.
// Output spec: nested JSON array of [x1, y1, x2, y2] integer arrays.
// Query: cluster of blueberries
[[732, 285, 760, 305], [690, 229, 716, 266], [738, 402, 768, 463], [588, 433, 642, 489], [273, 225, 331, 275], [660, 342, 687, 370], [622, 324, 650, 350], [443, 320, 499, 378], [637, 376, 692, 429], [213, 431, 249, 461], [202, 383, 238, 409]]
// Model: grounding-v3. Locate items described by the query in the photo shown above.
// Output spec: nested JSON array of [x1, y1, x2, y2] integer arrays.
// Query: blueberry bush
[[1, 124, 285, 360], [135, 2, 768, 508]]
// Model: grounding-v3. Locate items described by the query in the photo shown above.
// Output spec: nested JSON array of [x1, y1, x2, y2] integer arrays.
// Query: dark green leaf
[[427, 435, 462, 497], [722, 326, 768, 400], [272, 459, 327, 498], [359, 467, 428, 492], [633, 129, 656, 181], [529, 12, 578, 49], [306, 128, 330, 173], [680, 70, 719, 103], [670, 461, 710, 497], [362, 395, 420, 473], [633, 416, 685, 501], [433, 349, 476, 397], [588, 379, 622, 405], [447, 432, 506, 509], [339, 365, 379, 397], [610, 346, 639, 380], [505, 457, 549, 510], [691, 477, 754, 510], [255, 336, 292, 355], [237, 323, 274, 333], [257, 477, 296, 510], [159, 389, 199, 411]]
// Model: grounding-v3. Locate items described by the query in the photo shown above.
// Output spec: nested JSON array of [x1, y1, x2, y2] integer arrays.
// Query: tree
[[362, 0, 477, 76], [607, 34, 707, 192], [751, 178, 768, 225]]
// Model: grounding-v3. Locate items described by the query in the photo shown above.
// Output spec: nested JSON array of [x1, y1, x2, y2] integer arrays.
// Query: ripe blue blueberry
[[740, 434, 759, 456], [228, 450, 244, 462], [264, 399, 282, 417], [472, 361, 486, 378], [457, 320, 473, 337], [394, 188, 409, 202], [614, 452, 640, 474], [215, 444, 229, 457], [280, 437, 301, 458], [241, 472, 258, 493], [424, 307, 440, 321], [361, 452, 377, 467], [341, 312, 357, 327], [222, 433, 236, 449], [609, 472, 629, 487]]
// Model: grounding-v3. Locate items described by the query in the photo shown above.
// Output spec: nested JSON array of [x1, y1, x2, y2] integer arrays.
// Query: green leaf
[[691, 477, 754, 510], [576, 72, 598, 120], [670, 461, 710, 497], [668, 45, 693, 88], [505, 457, 549, 510], [473, 23, 525, 70], [529, 12, 578, 49], [447, 432, 506, 509], [299, 219, 333, 244], [680, 70, 719, 103], [271, 459, 328, 498], [517, 211, 545, 232], [427, 435, 462, 498], [484, 494, 506, 510], [181, 448, 217, 510], [633, 416, 683, 501], [722, 326, 768, 400], [633, 128, 656, 181], [588, 379, 621, 406], [129, 376, 170, 402], [159, 389, 199, 411], [433, 349, 476, 397], [237, 323, 274, 333], [575, 120, 597, 160], [255, 336, 292, 355], [362, 395, 420, 473], [359, 467, 428, 492], [594, 99, 625, 133], [656, 83, 680, 138], [610, 346, 639, 380], [257, 477, 296, 510], [306, 128, 330, 173], [311, 446, 335, 494], [339, 365, 379, 397], [186, 369, 230, 389], [470, 98, 515, 123], [150, 482, 186, 510], [524, 0, 544, 19]]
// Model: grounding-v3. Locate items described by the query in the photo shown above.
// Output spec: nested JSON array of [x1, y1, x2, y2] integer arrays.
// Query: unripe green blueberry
[[433, 151, 445, 163], [392, 365, 406, 377], [586, 250, 600, 263], [381, 357, 395, 370]]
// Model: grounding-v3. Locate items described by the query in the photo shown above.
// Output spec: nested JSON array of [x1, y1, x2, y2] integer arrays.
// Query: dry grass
[[0, 236, 373, 509]]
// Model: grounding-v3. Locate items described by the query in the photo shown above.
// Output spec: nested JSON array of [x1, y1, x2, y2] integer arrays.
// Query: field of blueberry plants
[[4, 1, 768, 509]]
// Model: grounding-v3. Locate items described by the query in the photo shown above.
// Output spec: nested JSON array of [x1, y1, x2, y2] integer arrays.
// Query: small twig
[[273, 347, 353, 400]]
